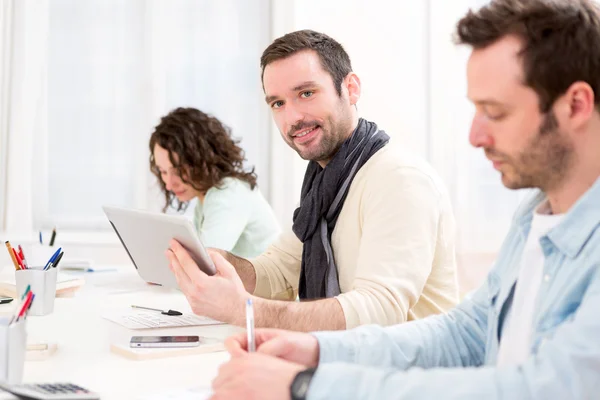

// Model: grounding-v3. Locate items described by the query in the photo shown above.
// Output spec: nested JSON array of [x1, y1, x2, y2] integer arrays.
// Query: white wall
[[269, 0, 431, 230], [1, 1, 524, 293], [267, 0, 524, 292]]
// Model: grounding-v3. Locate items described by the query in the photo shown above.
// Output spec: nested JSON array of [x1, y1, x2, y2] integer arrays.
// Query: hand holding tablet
[[103, 206, 216, 289]]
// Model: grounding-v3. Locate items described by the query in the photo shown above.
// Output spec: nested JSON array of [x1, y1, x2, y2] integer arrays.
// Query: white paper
[[103, 310, 224, 330], [137, 387, 212, 400]]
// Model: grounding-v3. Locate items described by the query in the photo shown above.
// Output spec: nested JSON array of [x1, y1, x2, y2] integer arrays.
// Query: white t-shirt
[[497, 201, 564, 366]]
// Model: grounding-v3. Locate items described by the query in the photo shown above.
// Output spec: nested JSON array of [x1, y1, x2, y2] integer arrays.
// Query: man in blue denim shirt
[[209, 0, 600, 399]]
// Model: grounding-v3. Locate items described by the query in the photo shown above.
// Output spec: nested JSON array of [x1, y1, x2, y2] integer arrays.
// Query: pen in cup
[[246, 298, 255, 353], [5, 241, 20, 270], [44, 247, 62, 270], [17, 245, 28, 269], [11, 288, 35, 324], [49, 227, 57, 247], [21, 285, 31, 301], [12, 249, 25, 270], [52, 252, 64, 268]]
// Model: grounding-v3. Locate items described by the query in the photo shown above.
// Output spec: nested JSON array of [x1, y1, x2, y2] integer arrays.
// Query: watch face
[[292, 369, 315, 400], [293, 376, 310, 397]]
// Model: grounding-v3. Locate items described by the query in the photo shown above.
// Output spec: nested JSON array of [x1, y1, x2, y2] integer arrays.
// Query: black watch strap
[[290, 367, 317, 400]]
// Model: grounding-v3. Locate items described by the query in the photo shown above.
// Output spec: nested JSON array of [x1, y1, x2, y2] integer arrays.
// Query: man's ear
[[559, 81, 595, 131], [345, 73, 361, 106]]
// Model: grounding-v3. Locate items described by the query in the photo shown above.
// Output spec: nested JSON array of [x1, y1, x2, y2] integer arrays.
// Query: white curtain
[[1, 0, 47, 234], [4, 0, 271, 231], [0, 0, 12, 231]]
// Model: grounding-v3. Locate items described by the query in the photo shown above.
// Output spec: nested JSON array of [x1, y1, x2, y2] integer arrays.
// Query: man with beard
[[208, 1, 600, 399], [165, 30, 458, 332]]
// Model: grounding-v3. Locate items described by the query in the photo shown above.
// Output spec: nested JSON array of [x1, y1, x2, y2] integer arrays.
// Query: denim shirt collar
[[514, 176, 600, 259]]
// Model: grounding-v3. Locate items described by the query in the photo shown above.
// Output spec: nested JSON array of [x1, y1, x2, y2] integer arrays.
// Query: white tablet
[[103, 206, 216, 289]]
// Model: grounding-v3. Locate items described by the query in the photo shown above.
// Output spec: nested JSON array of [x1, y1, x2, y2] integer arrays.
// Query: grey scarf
[[292, 118, 390, 299]]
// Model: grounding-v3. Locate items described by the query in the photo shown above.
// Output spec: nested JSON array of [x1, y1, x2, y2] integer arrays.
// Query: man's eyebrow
[[470, 97, 505, 106], [265, 94, 278, 104], [291, 81, 318, 92]]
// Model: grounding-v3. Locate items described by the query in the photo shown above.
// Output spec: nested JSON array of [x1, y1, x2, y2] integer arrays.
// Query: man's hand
[[211, 353, 305, 400], [225, 328, 320, 368], [166, 240, 248, 325]]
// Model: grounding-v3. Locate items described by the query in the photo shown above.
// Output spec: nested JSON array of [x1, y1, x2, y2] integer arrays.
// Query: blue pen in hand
[[44, 247, 62, 270]]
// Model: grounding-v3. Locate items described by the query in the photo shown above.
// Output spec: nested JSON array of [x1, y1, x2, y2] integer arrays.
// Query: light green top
[[193, 177, 280, 258]]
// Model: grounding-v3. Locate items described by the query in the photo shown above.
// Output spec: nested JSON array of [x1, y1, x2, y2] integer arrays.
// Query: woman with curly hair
[[149, 107, 280, 258]]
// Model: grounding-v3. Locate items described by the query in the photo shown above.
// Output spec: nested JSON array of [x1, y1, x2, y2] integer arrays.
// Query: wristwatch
[[290, 368, 316, 400]]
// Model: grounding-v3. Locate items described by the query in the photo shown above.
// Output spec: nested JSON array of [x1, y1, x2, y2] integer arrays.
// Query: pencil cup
[[0, 318, 27, 384], [15, 267, 58, 316]]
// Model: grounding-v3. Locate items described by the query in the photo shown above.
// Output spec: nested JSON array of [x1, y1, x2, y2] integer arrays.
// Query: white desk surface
[[0, 267, 241, 399]]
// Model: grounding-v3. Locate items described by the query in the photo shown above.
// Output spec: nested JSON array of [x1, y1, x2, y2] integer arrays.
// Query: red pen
[[16, 292, 33, 321], [17, 245, 28, 269], [12, 248, 25, 270], [25, 294, 35, 317]]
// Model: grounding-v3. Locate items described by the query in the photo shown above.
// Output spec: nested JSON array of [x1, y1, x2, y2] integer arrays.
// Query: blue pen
[[39, 232, 43, 245], [44, 247, 62, 270]]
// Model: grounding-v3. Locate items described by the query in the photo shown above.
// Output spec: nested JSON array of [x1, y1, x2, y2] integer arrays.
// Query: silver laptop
[[103, 206, 216, 289]]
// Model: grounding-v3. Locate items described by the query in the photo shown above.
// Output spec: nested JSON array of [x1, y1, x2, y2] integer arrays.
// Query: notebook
[[0, 272, 85, 298]]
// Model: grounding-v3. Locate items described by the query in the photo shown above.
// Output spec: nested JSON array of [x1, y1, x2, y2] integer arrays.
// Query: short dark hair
[[260, 29, 352, 96], [149, 107, 257, 212], [455, 0, 600, 113]]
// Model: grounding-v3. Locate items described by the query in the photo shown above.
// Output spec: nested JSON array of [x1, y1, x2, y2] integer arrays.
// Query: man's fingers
[[224, 335, 247, 357], [208, 250, 237, 279], [166, 249, 196, 295], [169, 239, 207, 282], [256, 336, 289, 358]]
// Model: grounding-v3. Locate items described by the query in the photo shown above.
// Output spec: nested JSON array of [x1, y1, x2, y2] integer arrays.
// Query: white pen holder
[[0, 318, 27, 384], [15, 267, 58, 316]]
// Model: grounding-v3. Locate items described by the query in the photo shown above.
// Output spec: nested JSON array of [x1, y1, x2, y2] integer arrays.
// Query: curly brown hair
[[149, 107, 257, 212]]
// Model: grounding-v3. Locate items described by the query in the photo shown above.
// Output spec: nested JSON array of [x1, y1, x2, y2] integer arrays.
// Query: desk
[[0, 267, 240, 399]]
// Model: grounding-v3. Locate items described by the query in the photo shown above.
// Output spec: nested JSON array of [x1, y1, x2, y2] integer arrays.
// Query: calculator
[[0, 382, 100, 400]]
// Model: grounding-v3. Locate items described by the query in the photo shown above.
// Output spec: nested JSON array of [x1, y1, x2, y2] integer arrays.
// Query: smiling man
[[166, 30, 458, 332]]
